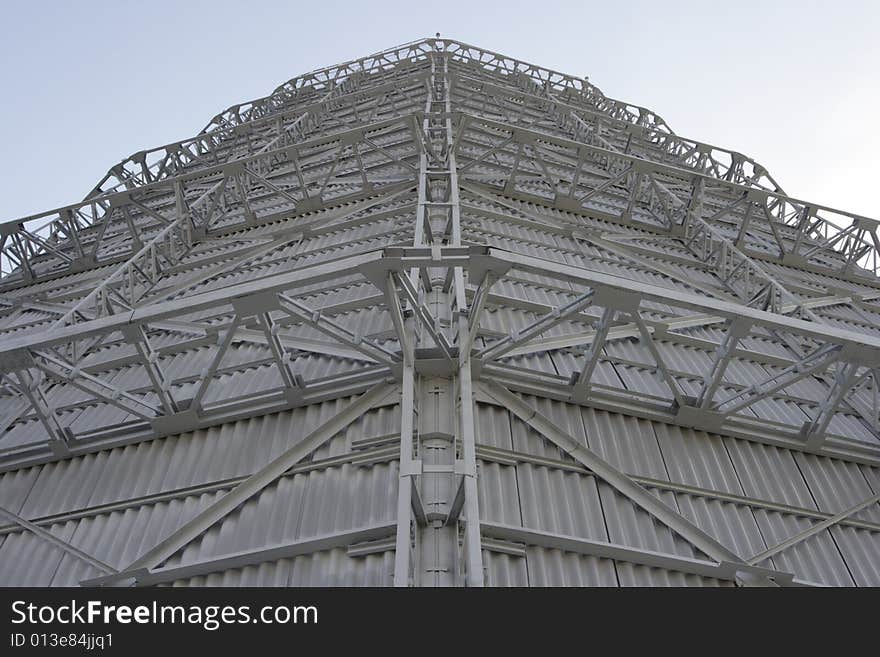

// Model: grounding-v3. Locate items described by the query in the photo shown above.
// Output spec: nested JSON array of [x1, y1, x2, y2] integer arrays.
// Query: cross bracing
[[1, 37, 879, 588]]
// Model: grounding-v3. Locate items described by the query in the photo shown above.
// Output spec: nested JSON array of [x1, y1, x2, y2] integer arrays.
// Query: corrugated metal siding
[[751, 510, 855, 586], [164, 462, 398, 569], [474, 395, 880, 586], [49, 492, 227, 587], [794, 452, 880, 521], [520, 548, 618, 586], [15, 398, 399, 519], [652, 424, 744, 496], [724, 438, 818, 510], [581, 407, 669, 480], [830, 526, 880, 586], [597, 485, 703, 558], [0, 466, 40, 514], [0, 522, 83, 586], [4, 347, 879, 586]]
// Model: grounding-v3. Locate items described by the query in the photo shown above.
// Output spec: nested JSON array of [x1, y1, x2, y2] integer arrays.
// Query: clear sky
[[1, 0, 877, 220]]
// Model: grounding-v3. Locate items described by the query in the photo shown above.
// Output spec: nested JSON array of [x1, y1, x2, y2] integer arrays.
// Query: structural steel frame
[[2, 38, 879, 588]]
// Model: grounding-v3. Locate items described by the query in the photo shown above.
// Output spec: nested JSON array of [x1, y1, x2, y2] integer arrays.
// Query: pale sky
[[0, 0, 877, 220]]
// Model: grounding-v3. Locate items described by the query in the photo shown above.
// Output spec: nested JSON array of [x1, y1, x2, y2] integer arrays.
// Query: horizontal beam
[[480, 522, 800, 586], [83, 524, 396, 587]]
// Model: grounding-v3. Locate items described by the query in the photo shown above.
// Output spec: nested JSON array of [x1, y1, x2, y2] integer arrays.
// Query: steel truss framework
[[1, 37, 879, 588]]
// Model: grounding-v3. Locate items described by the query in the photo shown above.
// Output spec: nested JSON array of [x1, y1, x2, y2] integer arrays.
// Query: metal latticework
[[1, 37, 879, 587]]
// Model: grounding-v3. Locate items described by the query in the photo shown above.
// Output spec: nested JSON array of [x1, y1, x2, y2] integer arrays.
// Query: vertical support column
[[392, 354, 417, 586], [456, 347, 484, 586], [444, 54, 484, 586], [391, 50, 484, 586]]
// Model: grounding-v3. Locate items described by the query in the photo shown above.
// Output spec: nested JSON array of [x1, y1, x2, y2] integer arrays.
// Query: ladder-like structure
[[1, 38, 879, 587]]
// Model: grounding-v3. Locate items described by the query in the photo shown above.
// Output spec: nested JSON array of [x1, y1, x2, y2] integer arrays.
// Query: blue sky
[[1, 0, 877, 219]]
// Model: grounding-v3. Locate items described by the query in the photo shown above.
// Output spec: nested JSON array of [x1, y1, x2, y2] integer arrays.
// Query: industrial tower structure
[[1, 38, 879, 587]]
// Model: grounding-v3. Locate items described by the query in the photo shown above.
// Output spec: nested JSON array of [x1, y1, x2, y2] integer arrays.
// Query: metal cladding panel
[[0, 397, 401, 586], [858, 464, 880, 523], [514, 465, 608, 541], [482, 549, 530, 586], [472, 393, 880, 585], [736, 333, 798, 360], [0, 311, 54, 335], [580, 407, 669, 481], [164, 462, 398, 567], [508, 411, 571, 462], [652, 425, 745, 496], [519, 547, 618, 586], [474, 402, 513, 451], [549, 351, 625, 389], [724, 438, 818, 510], [671, 493, 768, 558], [612, 362, 673, 398], [200, 367, 286, 404], [15, 398, 399, 519], [489, 279, 572, 308], [596, 485, 702, 558], [614, 563, 734, 587], [826, 413, 878, 445], [711, 357, 771, 389], [829, 526, 880, 586], [0, 419, 49, 452], [0, 466, 40, 514], [814, 313, 880, 339], [746, 396, 810, 427], [477, 461, 523, 527], [0, 522, 81, 586], [498, 353, 559, 378], [526, 396, 590, 444], [793, 452, 880, 523], [0, 491, 224, 586], [48, 492, 227, 587], [17, 452, 108, 519], [751, 509, 855, 586]]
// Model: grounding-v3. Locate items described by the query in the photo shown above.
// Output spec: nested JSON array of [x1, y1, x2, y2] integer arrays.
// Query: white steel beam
[[480, 523, 800, 587]]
